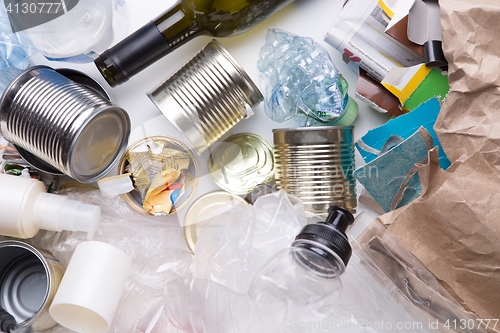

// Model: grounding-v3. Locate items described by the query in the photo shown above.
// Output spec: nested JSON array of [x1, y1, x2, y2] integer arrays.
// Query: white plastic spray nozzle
[[33, 193, 101, 240]]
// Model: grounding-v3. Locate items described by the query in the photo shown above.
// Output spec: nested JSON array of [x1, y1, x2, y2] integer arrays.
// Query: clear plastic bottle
[[258, 28, 358, 127], [163, 206, 353, 333], [95, 0, 294, 86], [25, 0, 126, 63], [248, 206, 353, 308]]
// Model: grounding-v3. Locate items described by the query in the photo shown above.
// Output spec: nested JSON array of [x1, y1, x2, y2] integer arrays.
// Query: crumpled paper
[[379, 148, 500, 331], [376, 1, 500, 330], [435, 0, 500, 169]]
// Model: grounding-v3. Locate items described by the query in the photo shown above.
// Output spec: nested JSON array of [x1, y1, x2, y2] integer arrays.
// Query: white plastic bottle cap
[[49, 241, 132, 333]]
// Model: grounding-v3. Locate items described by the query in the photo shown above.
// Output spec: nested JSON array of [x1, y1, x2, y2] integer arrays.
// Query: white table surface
[[31, 0, 388, 225]]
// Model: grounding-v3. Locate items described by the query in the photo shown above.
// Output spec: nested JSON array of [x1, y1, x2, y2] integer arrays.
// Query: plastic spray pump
[[248, 206, 354, 308], [0, 173, 101, 239]]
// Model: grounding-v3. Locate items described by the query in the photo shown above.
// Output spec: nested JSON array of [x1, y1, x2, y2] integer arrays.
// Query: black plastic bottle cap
[[293, 206, 354, 269], [424, 40, 448, 68]]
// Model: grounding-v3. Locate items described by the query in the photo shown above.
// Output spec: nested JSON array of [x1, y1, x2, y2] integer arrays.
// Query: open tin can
[[117, 136, 199, 215], [0, 241, 65, 331]]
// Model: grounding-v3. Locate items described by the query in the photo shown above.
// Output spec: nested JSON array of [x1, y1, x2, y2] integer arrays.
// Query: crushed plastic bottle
[[0, 0, 38, 93], [24, 0, 128, 63], [0, 0, 36, 70], [258, 28, 358, 127]]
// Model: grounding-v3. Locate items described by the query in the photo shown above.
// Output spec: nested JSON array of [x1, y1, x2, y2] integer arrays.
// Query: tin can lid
[[69, 109, 130, 183], [207, 133, 275, 195], [183, 191, 249, 253]]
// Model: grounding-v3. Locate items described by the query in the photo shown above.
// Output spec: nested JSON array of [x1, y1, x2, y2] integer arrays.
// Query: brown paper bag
[[379, 148, 500, 331], [377, 2, 500, 329], [435, 0, 500, 168]]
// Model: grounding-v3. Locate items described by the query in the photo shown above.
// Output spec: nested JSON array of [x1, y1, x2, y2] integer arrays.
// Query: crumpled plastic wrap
[[26, 188, 193, 333], [163, 192, 436, 333], [18, 188, 475, 333], [257, 28, 357, 127], [30, 188, 191, 271], [193, 190, 307, 294]]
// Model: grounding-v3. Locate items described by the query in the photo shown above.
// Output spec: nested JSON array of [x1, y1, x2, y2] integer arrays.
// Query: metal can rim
[[272, 126, 354, 133], [0, 240, 53, 328]]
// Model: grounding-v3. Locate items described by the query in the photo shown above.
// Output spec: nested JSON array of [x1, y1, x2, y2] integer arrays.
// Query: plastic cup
[[49, 241, 131, 333]]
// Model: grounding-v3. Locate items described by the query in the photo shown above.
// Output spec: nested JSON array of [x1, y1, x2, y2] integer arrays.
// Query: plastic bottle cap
[[292, 206, 354, 276]]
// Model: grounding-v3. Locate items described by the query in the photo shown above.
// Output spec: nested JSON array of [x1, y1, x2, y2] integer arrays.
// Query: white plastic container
[[0, 173, 101, 239], [49, 241, 132, 333]]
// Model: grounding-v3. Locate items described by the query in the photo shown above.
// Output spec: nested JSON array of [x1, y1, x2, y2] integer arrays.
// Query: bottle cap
[[292, 206, 354, 277]]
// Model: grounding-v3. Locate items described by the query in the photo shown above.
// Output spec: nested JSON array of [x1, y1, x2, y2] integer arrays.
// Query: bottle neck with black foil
[[94, 0, 293, 87]]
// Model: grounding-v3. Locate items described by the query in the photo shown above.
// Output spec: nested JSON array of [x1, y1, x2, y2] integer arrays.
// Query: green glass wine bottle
[[94, 0, 293, 87]]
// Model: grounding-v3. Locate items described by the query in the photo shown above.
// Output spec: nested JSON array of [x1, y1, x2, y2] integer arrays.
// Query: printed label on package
[[3, 0, 79, 32]]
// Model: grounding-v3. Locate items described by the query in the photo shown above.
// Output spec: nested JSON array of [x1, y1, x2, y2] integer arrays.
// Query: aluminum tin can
[[147, 40, 263, 155], [0, 241, 65, 331], [273, 126, 356, 214], [0, 66, 130, 183]]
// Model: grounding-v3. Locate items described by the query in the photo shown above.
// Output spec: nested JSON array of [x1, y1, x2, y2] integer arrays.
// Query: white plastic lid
[[183, 191, 249, 253]]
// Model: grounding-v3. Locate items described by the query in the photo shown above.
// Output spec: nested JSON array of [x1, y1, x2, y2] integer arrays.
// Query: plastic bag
[[30, 188, 192, 277], [26, 187, 193, 333]]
